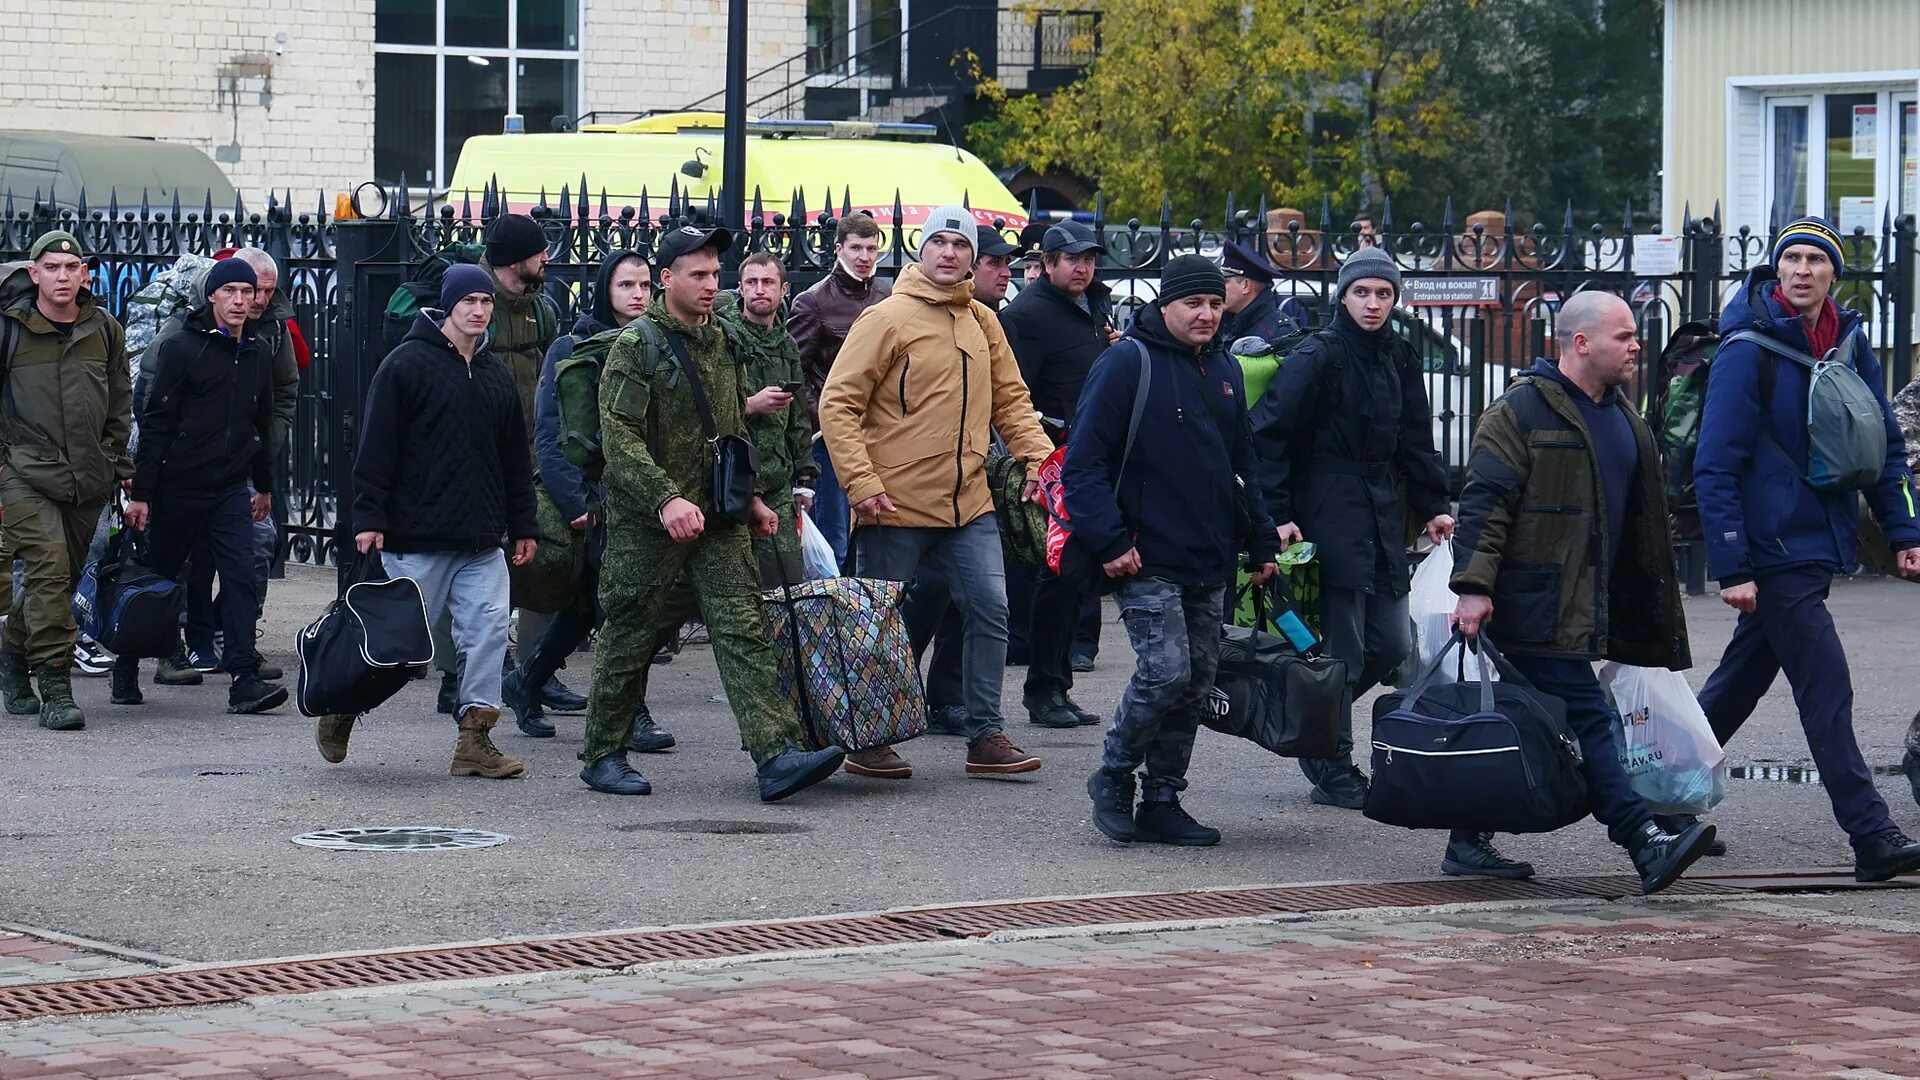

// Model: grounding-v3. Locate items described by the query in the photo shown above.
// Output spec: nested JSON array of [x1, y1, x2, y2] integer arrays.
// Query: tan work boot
[[315, 714, 357, 763], [451, 706, 524, 779]]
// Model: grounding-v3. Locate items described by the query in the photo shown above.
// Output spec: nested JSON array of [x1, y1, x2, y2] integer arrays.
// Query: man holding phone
[[732, 252, 818, 584]]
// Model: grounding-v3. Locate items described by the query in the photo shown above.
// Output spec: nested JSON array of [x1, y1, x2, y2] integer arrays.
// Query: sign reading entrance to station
[[1403, 276, 1501, 307]]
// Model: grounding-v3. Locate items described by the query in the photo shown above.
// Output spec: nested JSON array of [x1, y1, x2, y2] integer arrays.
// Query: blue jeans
[[1103, 577, 1227, 802], [854, 515, 1008, 743], [809, 441, 850, 568], [1506, 654, 1654, 848]]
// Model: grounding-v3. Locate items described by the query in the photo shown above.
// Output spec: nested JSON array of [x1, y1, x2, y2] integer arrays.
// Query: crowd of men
[[6, 208, 1920, 891]]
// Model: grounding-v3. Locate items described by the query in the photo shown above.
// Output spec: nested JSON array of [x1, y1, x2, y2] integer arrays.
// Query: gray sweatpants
[[386, 548, 511, 716]]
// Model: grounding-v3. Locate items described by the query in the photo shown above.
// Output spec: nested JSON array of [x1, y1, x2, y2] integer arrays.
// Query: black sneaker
[[1627, 820, 1717, 895], [1087, 767, 1137, 843], [542, 675, 588, 713], [1070, 653, 1096, 674], [1854, 828, 1920, 883], [1655, 813, 1726, 857], [757, 741, 845, 802], [228, 674, 289, 715], [1061, 693, 1103, 727], [1441, 830, 1535, 879], [1134, 798, 1221, 846], [436, 671, 457, 715], [185, 644, 221, 674], [1023, 691, 1080, 729], [109, 659, 143, 705], [501, 669, 554, 738], [1309, 763, 1370, 810], [926, 704, 969, 736], [580, 754, 653, 796], [626, 706, 676, 753]]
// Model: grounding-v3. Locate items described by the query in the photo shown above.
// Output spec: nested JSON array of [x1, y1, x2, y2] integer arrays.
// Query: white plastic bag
[[1603, 663, 1727, 816], [1408, 541, 1464, 684], [797, 510, 839, 581]]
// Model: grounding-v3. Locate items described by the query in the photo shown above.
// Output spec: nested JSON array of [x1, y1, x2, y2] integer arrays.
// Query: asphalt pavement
[[1, 564, 1916, 963]]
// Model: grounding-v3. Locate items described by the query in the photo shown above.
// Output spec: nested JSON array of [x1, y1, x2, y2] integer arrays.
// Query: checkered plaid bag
[[761, 577, 928, 752]]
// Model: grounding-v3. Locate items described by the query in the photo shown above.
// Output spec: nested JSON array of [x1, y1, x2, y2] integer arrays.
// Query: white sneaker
[[73, 635, 115, 676]]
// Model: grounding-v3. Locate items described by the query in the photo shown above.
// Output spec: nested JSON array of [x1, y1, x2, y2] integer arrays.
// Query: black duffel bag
[[72, 527, 184, 660], [1202, 580, 1347, 759], [1364, 631, 1590, 834], [295, 553, 434, 718]]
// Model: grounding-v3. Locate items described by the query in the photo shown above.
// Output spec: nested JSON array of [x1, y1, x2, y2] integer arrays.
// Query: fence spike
[[108, 187, 120, 225], [751, 185, 764, 225], [599, 187, 610, 222], [1319, 193, 1333, 234], [1224, 189, 1236, 233], [639, 186, 651, 224], [1028, 185, 1040, 219], [1379, 195, 1393, 233], [1710, 200, 1721, 234], [841, 186, 852, 218], [961, 188, 970, 210], [1623, 198, 1634, 235], [892, 189, 906, 258], [1681, 201, 1693, 235], [1158, 193, 1172, 235], [1441, 195, 1454, 234]]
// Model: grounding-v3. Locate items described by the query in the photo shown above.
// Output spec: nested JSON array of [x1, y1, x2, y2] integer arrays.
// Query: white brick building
[[0, 0, 807, 199]]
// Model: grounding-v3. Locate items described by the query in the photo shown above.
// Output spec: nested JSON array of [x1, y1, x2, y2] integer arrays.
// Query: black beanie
[[486, 214, 547, 267], [1159, 254, 1226, 305], [203, 257, 257, 295]]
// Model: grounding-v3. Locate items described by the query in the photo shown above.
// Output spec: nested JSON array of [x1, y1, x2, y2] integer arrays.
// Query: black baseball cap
[[1042, 219, 1105, 255], [975, 226, 1018, 258], [655, 224, 733, 268]]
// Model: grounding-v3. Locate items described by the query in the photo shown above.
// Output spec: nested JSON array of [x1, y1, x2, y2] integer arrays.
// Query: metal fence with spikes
[[3, 179, 1914, 583]]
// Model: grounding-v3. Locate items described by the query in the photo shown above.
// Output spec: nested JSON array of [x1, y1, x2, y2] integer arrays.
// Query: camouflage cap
[[29, 230, 82, 261]]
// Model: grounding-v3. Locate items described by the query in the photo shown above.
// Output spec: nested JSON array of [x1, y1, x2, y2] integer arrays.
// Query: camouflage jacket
[[480, 258, 558, 436], [599, 298, 749, 524], [729, 314, 818, 505], [1896, 375, 1920, 473]]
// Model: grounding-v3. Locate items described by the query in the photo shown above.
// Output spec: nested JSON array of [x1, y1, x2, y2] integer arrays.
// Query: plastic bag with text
[[1603, 663, 1727, 816]]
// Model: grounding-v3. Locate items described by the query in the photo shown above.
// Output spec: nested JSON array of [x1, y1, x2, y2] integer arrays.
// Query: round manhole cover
[[617, 819, 810, 836], [292, 827, 512, 852]]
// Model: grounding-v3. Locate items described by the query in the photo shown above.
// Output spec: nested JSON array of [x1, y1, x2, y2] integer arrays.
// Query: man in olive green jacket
[[0, 231, 135, 731]]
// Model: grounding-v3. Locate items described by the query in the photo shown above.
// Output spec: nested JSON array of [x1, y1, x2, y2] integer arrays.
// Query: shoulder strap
[[1724, 329, 1819, 369], [1119, 339, 1152, 480], [660, 329, 717, 441]]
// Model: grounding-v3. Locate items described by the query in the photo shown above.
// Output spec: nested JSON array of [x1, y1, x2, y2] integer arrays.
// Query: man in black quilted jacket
[[335, 265, 538, 777]]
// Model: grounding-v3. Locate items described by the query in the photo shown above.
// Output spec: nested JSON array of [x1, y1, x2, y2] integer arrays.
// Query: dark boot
[[1308, 762, 1370, 810], [1134, 797, 1221, 846], [109, 658, 144, 705], [0, 650, 39, 715], [33, 663, 84, 731], [625, 705, 676, 753], [1854, 828, 1920, 883], [1061, 692, 1102, 726], [1087, 767, 1137, 843], [757, 740, 846, 802], [501, 668, 554, 738], [436, 671, 458, 715], [541, 675, 588, 713], [255, 661, 285, 681], [228, 673, 289, 714], [580, 753, 652, 795], [926, 704, 969, 736], [1023, 691, 1080, 729], [154, 646, 204, 686], [1627, 820, 1716, 895], [1441, 830, 1535, 879], [1654, 813, 1726, 856]]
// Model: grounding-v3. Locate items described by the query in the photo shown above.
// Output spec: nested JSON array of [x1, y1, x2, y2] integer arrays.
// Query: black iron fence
[[4, 182, 1914, 581]]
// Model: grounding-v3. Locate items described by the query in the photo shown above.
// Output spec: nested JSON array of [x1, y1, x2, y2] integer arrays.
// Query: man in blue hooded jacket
[[1694, 216, 1920, 882]]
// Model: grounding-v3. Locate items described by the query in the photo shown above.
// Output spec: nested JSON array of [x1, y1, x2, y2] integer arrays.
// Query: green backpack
[[381, 242, 557, 352], [554, 317, 714, 477]]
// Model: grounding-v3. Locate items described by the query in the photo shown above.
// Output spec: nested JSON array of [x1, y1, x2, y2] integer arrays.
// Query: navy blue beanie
[[439, 264, 497, 311], [203, 258, 257, 296], [1772, 216, 1845, 275]]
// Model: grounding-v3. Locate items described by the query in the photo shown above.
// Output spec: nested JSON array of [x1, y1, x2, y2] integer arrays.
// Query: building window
[[1764, 86, 1916, 239], [374, 0, 582, 189]]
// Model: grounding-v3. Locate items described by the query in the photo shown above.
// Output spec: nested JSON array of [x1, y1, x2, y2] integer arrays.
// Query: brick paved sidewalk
[[3, 900, 1920, 1079]]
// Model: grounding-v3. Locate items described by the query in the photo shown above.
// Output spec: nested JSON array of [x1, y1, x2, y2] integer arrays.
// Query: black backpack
[[295, 553, 435, 718]]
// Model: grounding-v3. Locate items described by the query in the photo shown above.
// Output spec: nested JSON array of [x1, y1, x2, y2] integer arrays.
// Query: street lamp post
[[722, 0, 748, 238]]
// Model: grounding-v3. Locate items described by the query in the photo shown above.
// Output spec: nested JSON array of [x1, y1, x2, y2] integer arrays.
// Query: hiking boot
[[1135, 797, 1222, 847], [1070, 652, 1096, 674], [1627, 820, 1716, 895], [926, 704, 969, 736], [757, 740, 845, 802], [184, 643, 221, 673], [1854, 828, 1920, 883], [437, 671, 458, 715], [72, 636, 114, 676], [33, 664, 84, 732], [966, 733, 1041, 776], [155, 648, 204, 686], [626, 706, 676, 753], [1023, 691, 1080, 729], [1441, 830, 1535, 879], [228, 674, 289, 714], [650, 645, 675, 666], [315, 714, 356, 764], [580, 753, 652, 795], [1087, 767, 1137, 843], [1062, 693, 1103, 727], [542, 675, 588, 713], [501, 668, 554, 738], [0, 651, 40, 715], [1655, 813, 1726, 857], [844, 745, 914, 779], [109, 659, 144, 706], [450, 706, 525, 779], [1308, 763, 1370, 810]]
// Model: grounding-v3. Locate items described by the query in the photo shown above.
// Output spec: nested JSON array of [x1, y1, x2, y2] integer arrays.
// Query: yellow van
[[448, 112, 1027, 229]]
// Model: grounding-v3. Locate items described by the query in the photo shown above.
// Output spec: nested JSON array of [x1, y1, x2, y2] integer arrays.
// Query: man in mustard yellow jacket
[[818, 206, 1056, 782]]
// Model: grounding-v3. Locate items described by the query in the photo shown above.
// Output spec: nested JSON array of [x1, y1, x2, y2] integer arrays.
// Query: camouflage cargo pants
[[582, 514, 804, 766], [1, 481, 106, 669], [1101, 576, 1228, 803]]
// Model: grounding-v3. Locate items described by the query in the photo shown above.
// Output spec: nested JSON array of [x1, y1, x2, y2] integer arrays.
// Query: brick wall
[[583, 0, 808, 119], [0, 0, 375, 201]]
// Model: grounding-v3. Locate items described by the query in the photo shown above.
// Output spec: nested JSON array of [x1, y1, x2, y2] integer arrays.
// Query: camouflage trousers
[[582, 511, 804, 766], [1100, 576, 1228, 803], [0, 480, 106, 669]]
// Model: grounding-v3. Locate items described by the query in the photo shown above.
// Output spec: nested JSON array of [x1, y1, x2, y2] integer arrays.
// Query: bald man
[[1445, 291, 1714, 895]]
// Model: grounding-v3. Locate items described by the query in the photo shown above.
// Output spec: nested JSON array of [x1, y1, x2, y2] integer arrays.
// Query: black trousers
[[148, 486, 260, 677]]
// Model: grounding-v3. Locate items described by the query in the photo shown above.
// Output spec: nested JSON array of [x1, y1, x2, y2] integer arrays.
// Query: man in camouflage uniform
[[580, 224, 844, 801]]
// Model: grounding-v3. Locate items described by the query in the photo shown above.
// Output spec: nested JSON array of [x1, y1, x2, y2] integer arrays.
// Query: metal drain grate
[[0, 872, 1845, 1023]]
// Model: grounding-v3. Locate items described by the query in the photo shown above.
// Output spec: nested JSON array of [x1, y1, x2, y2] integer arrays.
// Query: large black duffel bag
[[1203, 582, 1346, 759], [72, 528, 184, 660], [1364, 631, 1590, 834], [295, 554, 434, 718]]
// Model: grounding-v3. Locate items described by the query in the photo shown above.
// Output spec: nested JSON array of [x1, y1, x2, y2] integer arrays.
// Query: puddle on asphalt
[[1727, 762, 1907, 784]]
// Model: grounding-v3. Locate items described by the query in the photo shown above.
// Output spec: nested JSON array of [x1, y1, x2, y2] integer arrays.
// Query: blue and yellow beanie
[[1771, 216, 1845, 275]]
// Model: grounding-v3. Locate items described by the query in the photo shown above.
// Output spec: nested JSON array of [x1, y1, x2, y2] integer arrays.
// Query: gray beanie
[[919, 205, 976, 260], [1337, 246, 1402, 299]]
